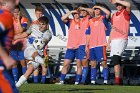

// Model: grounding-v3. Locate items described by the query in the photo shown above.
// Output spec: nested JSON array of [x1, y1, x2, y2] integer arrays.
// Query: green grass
[[19, 84, 140, 93]]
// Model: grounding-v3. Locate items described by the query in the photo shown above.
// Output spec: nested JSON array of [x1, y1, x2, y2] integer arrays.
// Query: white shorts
[[24, 45, 44, 60], [27, 61, 40, 69], [110, 39, 128, 56], [24, 46, 37, 60]]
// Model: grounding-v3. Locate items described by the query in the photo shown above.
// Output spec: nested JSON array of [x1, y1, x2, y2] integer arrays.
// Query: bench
[[47, 46, 140, 84]]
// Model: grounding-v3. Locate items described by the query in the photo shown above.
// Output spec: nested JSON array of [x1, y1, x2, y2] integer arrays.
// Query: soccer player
[[31, 6, 44, 25], [10, 5, 28, 83], [85, 4, 111, 84], [31, 6, 49, 84], [15, 16, 52, 87], [107, 0, 131, 85], [56, 7, 82, 85], [78, 4, 91, 84], [0, 0, 19, 93]]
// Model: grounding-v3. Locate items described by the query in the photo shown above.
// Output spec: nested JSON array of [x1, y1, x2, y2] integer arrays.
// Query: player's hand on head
[[71, 10, 78, 14], [109, 0, 117, 4], [93, 5, 100, 9], [3, 56, 16, 70], [78, 7, 85, 11]]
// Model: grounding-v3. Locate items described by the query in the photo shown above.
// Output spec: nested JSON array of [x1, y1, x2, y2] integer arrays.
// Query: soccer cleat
[[91, 80, 96, 85], [44, 56, 49, 67], [55, 81, 64, 85], [74, 82, 79, 85], [103, 80, 108, 85]]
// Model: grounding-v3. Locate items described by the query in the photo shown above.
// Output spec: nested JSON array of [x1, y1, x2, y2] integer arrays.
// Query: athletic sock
[[91, 67, 97, 81], [75, 74, 81, 83], [60, 74, 66, 82], [81, 67, 88, 83], [115, 77, 121, 85], [41, 75, 46, 83], [16, 75, 27, 87], [103, 67, 109, 81], [12, 67, 18, 82], [34, 76, 39, 83]]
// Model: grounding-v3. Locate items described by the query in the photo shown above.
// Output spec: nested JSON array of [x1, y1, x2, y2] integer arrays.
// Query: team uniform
[[0, 9, 18, 93], [10, 16, 28, 83], [110, 9, 130, 57], [86, 15, 108, 83], [110, 9, 130, 84], [78, 15, 91, 83], [65, 19, 80, 60], [16, 24, 52, 88], [60, 19, 81, 84], [24, 24, 52, 68], [78, 15, 91, 60], [87, 16, 107, 62], [10, 17, 28, 61]]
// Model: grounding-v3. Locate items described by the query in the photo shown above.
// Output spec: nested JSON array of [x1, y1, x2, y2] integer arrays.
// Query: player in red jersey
[[78, 4, 91, 84], [108, 0, 131, 85], [0, 0, 19, 93], [11, 5, 28, 83], [56, 7, 82, 85]]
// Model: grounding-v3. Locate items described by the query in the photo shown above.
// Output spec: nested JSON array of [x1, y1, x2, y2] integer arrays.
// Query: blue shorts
[[64, 49, 79, 60], [10, 50, 25, 61], [0, 61, 19, 93], [78, 45, 87, 61], [90, 46, 107, 62]]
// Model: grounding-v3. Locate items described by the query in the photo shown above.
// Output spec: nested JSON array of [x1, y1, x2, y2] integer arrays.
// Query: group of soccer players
[[0, 0, 52, 92], [58, 0, 131, 85], [0, 0, 131, 92]]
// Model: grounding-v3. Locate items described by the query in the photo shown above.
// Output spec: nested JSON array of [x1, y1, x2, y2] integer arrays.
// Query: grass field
[[19, 84, 140, 93]]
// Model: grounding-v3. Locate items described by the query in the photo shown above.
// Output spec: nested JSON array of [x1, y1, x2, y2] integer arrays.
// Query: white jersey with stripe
[[27, 24, 52, 42]]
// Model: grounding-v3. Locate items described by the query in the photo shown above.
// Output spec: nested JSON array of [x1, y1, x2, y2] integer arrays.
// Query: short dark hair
[[94, 3, 111, 11], [38, 16, 49, 25], [74, 7, 78, 10], [15, 5, 20, 11], [80, 4, 89, 8], [35, 6, 44, 13]]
